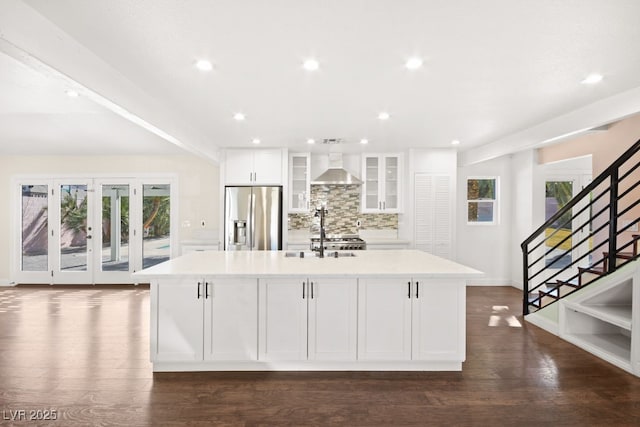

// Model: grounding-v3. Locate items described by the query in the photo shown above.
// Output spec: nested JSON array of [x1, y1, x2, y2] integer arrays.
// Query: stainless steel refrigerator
[[224, 186, 283, 250]]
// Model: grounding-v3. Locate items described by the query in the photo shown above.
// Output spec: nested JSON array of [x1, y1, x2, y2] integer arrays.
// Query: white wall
[[1, 154, 219, 284], [509, 150, 545, 288], [457, 155, 513, 285]]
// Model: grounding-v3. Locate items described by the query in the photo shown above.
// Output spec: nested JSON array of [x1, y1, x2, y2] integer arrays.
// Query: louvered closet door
[[414, 174, 452, 259]]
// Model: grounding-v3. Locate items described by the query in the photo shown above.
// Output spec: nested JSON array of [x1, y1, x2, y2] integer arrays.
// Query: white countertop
[[136, 250, 483, 279]]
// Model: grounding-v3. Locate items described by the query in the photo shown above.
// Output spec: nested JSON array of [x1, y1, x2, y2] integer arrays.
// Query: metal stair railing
[[521, 138, 640, 315]]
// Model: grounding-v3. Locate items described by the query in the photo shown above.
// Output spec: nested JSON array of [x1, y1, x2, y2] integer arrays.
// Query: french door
[[14, 176, 175, 284]]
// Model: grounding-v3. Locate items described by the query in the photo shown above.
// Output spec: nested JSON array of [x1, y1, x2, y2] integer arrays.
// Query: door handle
[[415, 281, 419, 299], [311, 281, 314, 299], [86, 235, 92, 239], [205, 282, 210, 299], [408, 281, 411, 299], [302, 281, 306, 299], [197, 282, 201, 299]]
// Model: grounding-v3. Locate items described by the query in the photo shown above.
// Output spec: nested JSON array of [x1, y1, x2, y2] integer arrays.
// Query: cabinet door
[[289, 153, 310, 212], [308, 278, 358, 361], [358, 278, 412, 360], [362, 155, 382, 212], [259, 278, 308, 360], [412, 279, 465, 361], [225, 150, 255, 184], [253, 149, 283, 184], [152, 279, 204, 362], [204, 278, 258, 361], [382, 155, 401, 212]]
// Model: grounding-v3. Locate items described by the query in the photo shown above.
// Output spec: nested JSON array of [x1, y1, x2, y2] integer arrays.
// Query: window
[[467, 177, 498, 224]]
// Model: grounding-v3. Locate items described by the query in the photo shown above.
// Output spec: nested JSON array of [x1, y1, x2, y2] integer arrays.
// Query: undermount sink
[[284, 251, 357, 258]]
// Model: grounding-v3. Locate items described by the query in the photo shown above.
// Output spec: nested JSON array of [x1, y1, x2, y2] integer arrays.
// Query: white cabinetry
[[154, 278, 204, 362], [225, 149, 284, 185], [289, 152, 311, 212], [361, 153, 403, 213], [358, 277, 465, 361], [204, 278, 258, 361], [259, 277, 358, 361], [152, 278, 258, 363]]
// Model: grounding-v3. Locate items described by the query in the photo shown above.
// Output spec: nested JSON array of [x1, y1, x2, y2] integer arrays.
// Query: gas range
[[310, 234, 367, 251]]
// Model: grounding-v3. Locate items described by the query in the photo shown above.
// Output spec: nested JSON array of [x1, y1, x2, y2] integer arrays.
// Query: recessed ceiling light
[[233, 113, 245, 121], [302, 58, 319, 71], [451, 139, 460, 146], [65, 90, 79, 97], [252, 138, 261, 145], [307, 138, 315, 145], [360, 139, 369, 145], [195, 59, 213, 72], [581, 73, 603, 84], [378, 112, 390, 120], [405, 57, 423, 70]]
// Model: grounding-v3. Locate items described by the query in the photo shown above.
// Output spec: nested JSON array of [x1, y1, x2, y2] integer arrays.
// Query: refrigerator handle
[[250, 191, 255, 249]]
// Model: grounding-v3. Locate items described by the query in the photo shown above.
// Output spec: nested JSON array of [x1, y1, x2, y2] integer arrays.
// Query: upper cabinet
[[224, 149, 284, 185], [361, 153, 403, 213], [288, 153, 311, 213]]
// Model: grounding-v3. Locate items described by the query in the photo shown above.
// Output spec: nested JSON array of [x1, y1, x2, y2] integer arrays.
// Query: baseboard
[[466, 278, 513, 286], [0, 279, 15, 287], [525, 312, 559, 336]]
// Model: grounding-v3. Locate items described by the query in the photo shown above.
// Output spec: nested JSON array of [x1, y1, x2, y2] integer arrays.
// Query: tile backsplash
[[288, 184, 397, 234]]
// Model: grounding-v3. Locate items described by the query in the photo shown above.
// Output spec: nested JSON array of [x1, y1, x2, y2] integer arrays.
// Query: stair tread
[[603, 251, 635, 259], [579, 266, 605, 274], [557, 279, 579, 288]]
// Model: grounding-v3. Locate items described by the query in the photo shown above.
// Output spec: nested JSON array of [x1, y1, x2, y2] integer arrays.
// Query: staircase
[[521, 139, 640, 315]]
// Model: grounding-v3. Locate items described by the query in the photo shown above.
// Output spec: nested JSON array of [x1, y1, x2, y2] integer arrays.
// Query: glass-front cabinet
[[361, 153, 403, 213], [288, 153, 311, 213]]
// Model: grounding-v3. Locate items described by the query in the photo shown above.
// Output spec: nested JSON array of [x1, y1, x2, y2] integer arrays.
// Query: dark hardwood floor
[[0, 285, 638, 426]]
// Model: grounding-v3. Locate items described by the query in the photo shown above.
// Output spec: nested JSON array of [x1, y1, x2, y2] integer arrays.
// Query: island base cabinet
[[357, 278, 412, 360], [412, 280, 465, 361], [259, 279, 308, 361], [358, 278, 465, 362], [151, 278, 259, 364], [258, 278, 358, 361], [152, 279, 205, 362], [204, 279, 258, 361], [308, 278, 358, 361]]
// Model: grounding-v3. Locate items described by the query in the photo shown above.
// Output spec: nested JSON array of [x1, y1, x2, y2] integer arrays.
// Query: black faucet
[[314, 206, 328, 258]]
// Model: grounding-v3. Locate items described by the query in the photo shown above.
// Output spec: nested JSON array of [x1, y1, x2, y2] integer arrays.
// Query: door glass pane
[[21, 185, 48, 271], [143, 184, 171, 268], [545, 181, 573, 268], [101, 185, 130, 271], [384, 157, 398, 209], [60, 184, 88, 271], [365, 157, 379, 209]]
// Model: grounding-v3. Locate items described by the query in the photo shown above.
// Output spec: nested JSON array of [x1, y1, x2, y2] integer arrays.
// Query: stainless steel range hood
[[311, 153, 362, 185]]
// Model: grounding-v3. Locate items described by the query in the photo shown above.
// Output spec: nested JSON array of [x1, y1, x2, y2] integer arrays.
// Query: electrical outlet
[[356, 219, 362, 228]]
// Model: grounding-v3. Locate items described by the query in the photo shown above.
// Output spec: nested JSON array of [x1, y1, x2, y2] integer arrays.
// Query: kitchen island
[[137, 250, 482, 372]]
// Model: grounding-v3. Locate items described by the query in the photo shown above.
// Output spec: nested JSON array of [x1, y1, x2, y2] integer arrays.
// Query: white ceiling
[[2, 0, 640, 159]]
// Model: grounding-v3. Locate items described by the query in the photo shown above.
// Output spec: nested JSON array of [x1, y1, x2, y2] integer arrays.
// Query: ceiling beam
[[459, 86, 640, 166], [0, 0, 219, 163]]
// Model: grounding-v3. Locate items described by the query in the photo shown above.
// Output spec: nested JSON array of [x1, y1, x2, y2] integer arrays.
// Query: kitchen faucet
[[314, 206, 328, 258]]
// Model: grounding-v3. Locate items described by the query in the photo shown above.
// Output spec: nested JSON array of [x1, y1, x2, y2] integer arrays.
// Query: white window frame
[[466, 176, 499, 225]]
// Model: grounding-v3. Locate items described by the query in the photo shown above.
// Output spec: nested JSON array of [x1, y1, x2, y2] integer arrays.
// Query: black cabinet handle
[[416, 281, 419, 299], [311, 282, 314, 299], [302, 281, 306, 299], [197, 282, 201, 299], [205, 282, 210, 299], [408, 281, 411, 298]]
